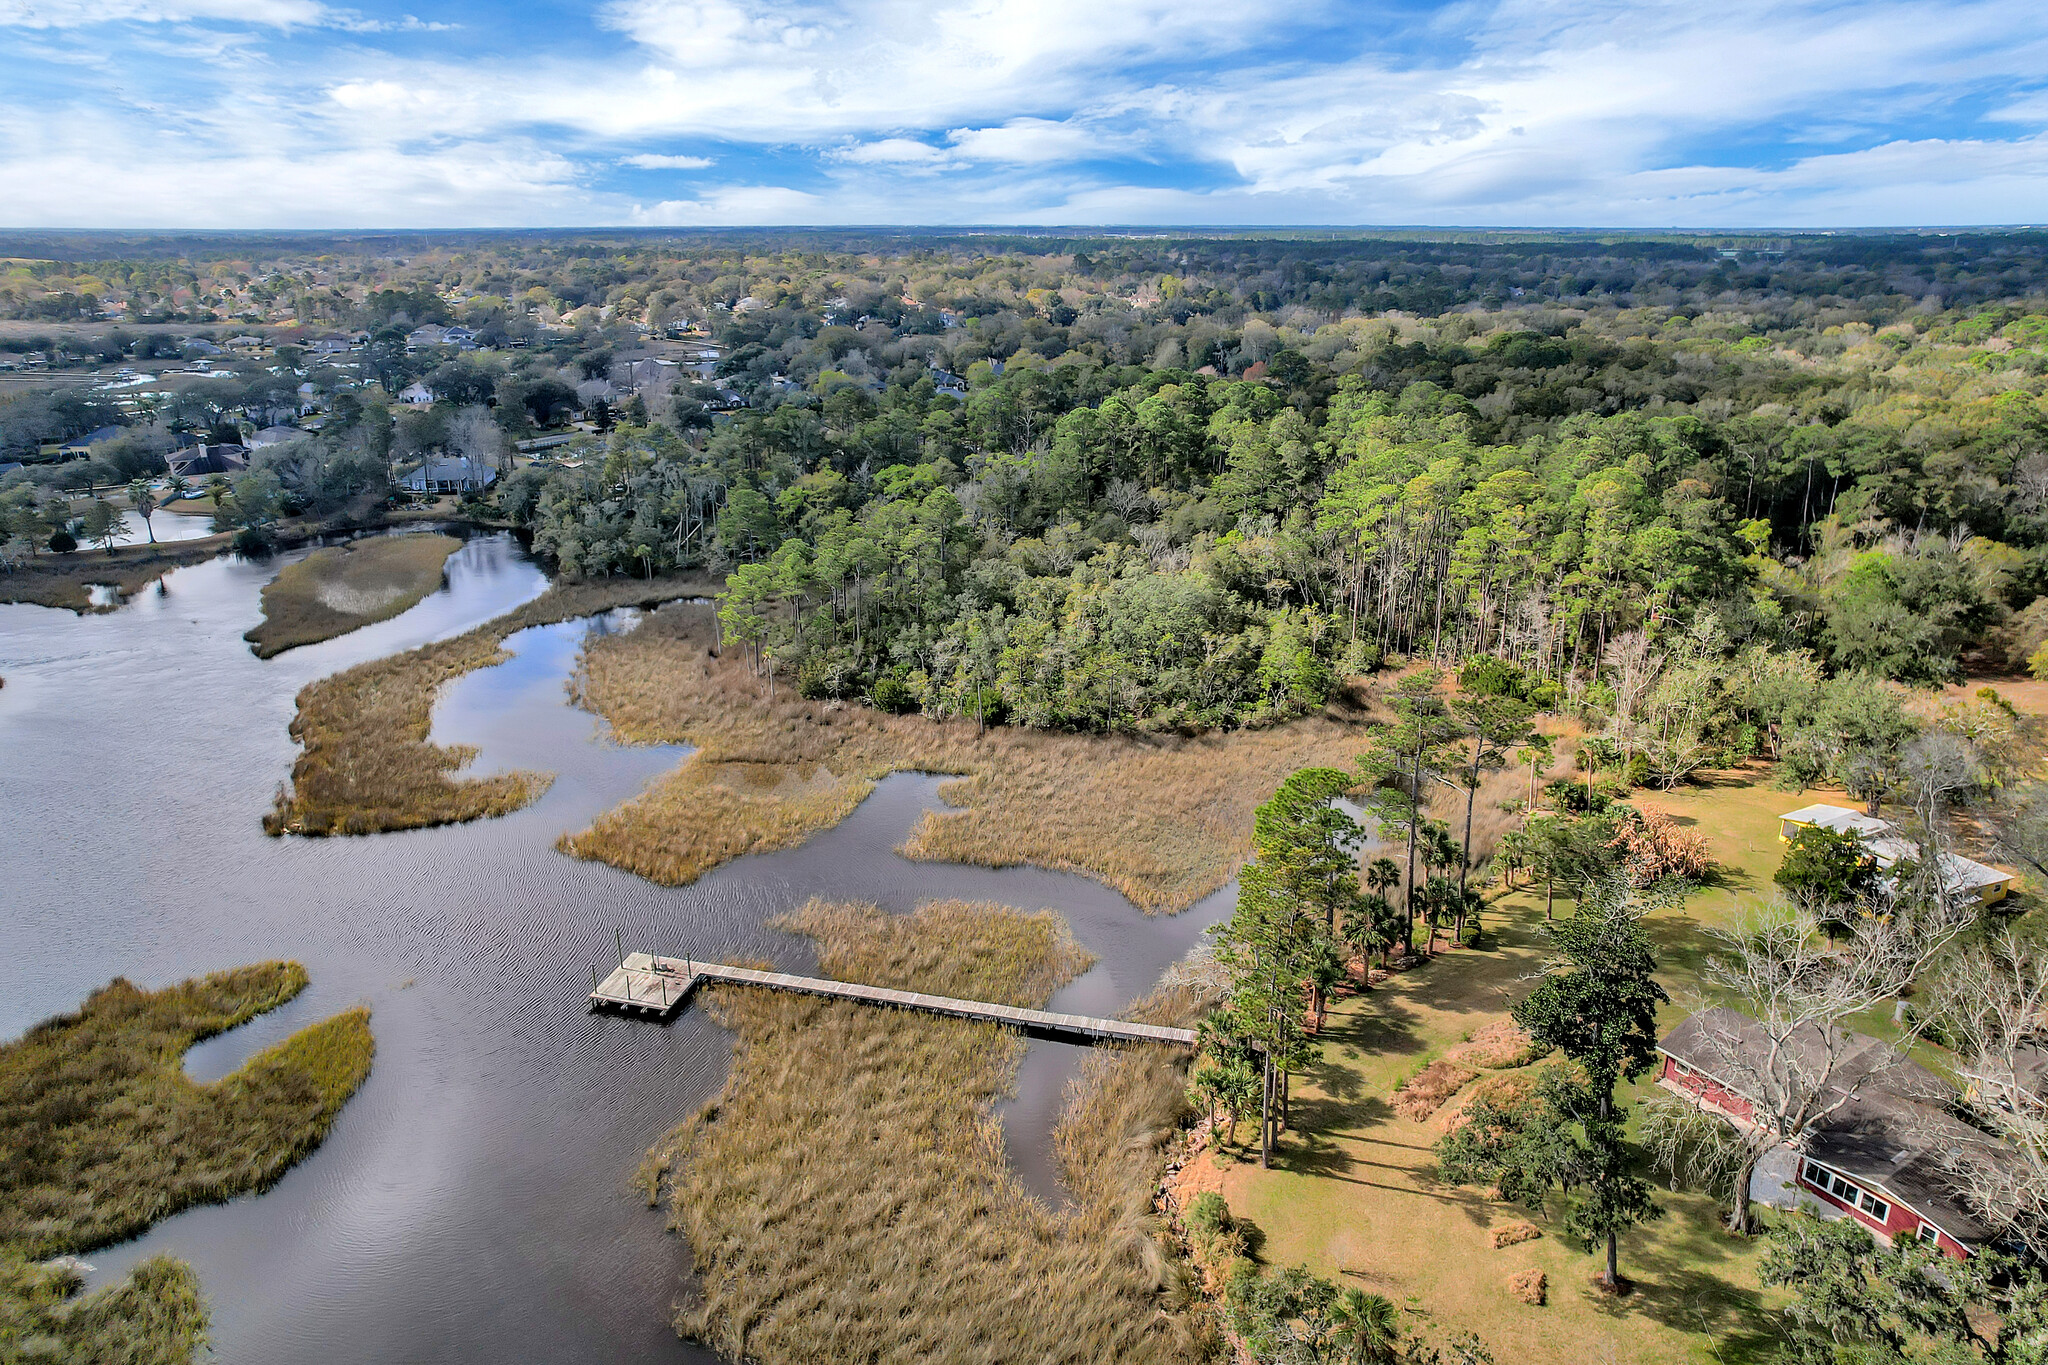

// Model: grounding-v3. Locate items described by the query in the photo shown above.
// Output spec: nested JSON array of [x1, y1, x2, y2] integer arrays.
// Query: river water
[[0, 533, 1229, 1365]]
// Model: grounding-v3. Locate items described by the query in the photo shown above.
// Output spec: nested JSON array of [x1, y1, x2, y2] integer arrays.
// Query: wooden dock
[[589, 952, 1196, 1047]]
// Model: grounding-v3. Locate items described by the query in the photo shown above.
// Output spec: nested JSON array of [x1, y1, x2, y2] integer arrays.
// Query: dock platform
[[589, 952, 1196, 1047]]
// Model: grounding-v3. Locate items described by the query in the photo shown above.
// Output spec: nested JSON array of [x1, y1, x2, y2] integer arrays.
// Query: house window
[[1829, 1173, 1858, 1201], [1803, 1161, 1828, 1187], [1918, 1223, 1940, 1245], [1858, 1190, 1890, 1222]]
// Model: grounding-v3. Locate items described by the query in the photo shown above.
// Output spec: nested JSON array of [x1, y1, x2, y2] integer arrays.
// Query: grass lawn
[[1210, 892, 1785, 1365], [1207, 767, 1917, 1365]]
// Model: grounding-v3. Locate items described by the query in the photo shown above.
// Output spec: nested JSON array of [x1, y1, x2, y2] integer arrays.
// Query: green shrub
[[871, 675, 918, 713], [1186, 1190, 1230, 1236]]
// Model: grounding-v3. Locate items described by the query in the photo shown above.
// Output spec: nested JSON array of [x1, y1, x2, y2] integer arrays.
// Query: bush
[[1608, 806, 1711, 886], [1393, 1060, 1479, 1122], [1459, 653, 1527, 698], [870, 676, 918, 713], [1492, 1221, 1542, 1249], [1774, 825, 1877, 906], [1186, 1190, 1230, 1236], [231, 525, 275, 558], [47, 528, 76, 553], [796, 649, 863, 700], [1546, 778, 1611, 815]]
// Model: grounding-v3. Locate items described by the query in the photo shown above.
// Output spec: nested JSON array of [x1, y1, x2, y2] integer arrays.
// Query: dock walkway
[[589, 952, 1196, 1047]]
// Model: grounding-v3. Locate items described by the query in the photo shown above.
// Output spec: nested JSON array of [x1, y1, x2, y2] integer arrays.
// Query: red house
[[1657, 1007, 1994, 1260]]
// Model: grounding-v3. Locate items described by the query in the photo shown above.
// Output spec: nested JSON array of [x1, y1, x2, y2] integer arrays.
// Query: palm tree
[[1495, 827, 1529, 887], [127, 478, 158, 544], [1331, 1288, 1402, 1364], [1341, 893, 1395, 981], [1518, 735, 1553, 815]]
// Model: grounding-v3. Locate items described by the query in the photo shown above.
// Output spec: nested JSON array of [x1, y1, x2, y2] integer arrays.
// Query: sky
[[3, 0, 2048, 228]]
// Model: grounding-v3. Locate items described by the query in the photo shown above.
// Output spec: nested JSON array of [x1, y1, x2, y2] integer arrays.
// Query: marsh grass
[[245, 532, 461, 657], [0, 960, 373, 1257], [0, 961, 373, 1364], [265, 574, 718, 836], [1, 1251, 206, 1364], [0, 536, 224, 612], [640, 898, 1214, 1365], [564, 601, 1378, 912]]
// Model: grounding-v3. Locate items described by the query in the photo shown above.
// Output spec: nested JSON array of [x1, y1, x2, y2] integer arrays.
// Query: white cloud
[[0, 0, 328, 25], [833, 138, 951, 165], [629, 185, 823, 225], [946, 119, 1105, 164], [3, 0, 2048, 225], [620, 152, 714, 169]]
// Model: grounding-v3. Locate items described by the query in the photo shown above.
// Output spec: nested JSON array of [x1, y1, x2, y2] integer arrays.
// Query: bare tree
[[448, 404, 509, 480], [1923, 931, 2048, 1250], [1678, 901, 1968, 1233], [1890, 730, 1987, 913]]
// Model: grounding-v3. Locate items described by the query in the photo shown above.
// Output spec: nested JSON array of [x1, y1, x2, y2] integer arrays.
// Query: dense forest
[[6, 231, 2048, 771]]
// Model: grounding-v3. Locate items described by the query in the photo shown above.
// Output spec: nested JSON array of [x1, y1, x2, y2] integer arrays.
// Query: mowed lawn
[[1211, 770, 1880, 1365]]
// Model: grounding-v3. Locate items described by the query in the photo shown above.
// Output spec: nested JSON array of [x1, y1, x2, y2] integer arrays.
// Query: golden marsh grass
[[265, 574, 718, 836], [0, 960, 374, 1258], [562, 600, 1380, 912], [638, 898, 1213, 1365], [245, 531, 461, 657]]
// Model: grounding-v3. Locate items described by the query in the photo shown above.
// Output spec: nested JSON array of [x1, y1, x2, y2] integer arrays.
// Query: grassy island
[[0, 960, 374, 1364], [640, 898, 1211, 1365], [245, 531, 461, 657], [264, 573, 718, 836]]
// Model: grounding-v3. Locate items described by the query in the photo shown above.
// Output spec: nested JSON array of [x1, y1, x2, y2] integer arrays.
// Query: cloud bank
[[2, 0, 2045, 226]]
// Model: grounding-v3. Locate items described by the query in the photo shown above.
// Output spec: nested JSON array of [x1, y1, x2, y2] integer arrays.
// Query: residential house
[[1658, 1007, 1999, 1259], [1778, 804, 2015, 904], [166, 445, 248, 479], [304, 334, 360, 356], [404, 324, 473, 350], [399, 458, 497, 494], [398, 381, 435, 406], [58, 425, 123, 455], [249, 426, 303, 448]]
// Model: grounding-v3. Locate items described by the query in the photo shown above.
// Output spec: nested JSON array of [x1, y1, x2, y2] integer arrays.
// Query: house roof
[[60, 425, 123, 450], [400, 459, 497, 489], [1781, 806, 2015, 892], [1661, 1007, 2005, 1246], [1780, 804, 1892, 839]]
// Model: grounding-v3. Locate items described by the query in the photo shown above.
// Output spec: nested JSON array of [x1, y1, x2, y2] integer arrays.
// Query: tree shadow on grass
[[1578, 1215, 1782, 1365], [1329, 996, 1429, 1060]]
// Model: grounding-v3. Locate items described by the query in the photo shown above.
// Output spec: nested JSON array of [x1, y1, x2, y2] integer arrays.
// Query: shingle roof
[[1661, 1007, 2005, 1246]]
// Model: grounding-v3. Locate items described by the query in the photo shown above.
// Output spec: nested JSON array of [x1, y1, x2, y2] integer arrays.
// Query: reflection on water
[[123, 508, 219, 544], [0, 536, 1227, 1364]]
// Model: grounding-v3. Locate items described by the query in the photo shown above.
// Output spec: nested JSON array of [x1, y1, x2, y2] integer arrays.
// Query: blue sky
[[3, 0, 2047, 227]]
